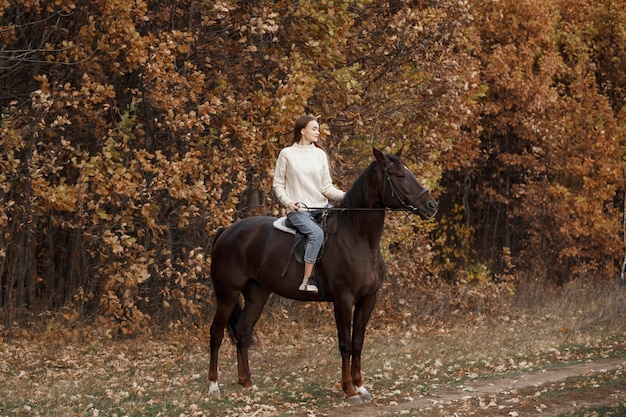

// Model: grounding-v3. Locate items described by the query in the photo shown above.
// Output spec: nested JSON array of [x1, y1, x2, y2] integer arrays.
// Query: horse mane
[[338, 161, 375, 208], [333, 160, 386, 230], [339, 154, 398, 210], [332, 157, 385, 236]]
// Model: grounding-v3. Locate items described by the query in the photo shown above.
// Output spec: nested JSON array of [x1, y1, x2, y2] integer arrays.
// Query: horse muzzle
[[413, 198, 438, 220]]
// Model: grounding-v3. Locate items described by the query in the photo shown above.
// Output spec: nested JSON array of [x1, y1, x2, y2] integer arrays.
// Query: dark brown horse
[[208, 148, 438, 404]]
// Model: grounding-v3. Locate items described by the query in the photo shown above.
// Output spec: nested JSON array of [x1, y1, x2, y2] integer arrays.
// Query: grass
[[559, 405, 626, 417], [0, 279, 624, 416]]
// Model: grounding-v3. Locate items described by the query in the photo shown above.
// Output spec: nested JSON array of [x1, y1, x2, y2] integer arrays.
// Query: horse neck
[[336, 164, 386, 245]]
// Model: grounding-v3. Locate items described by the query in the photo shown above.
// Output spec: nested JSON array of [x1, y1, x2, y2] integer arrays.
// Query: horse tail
[[226, 300, 243, 343], [210, 226, 241, 342], [209, 225, 255, 346], [210, 227, 227, 252]]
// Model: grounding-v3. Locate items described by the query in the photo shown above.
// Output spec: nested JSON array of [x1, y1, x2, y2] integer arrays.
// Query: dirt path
[[316, 356, 626, 417]]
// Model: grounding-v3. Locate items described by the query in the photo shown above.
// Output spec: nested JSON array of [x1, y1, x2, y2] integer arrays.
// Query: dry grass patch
[[0, 280, 624, 416]]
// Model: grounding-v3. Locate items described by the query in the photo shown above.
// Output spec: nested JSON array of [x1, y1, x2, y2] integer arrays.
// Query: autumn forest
[[1, 0, 625, 333]]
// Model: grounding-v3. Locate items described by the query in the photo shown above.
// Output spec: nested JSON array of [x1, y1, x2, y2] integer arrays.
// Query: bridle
[[294, 159, 432, 236], [297, 159, 430, 215], [381, 160, 430, 214]]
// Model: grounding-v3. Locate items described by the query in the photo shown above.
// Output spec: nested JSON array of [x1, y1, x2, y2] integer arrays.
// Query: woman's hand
[[288, 202, 300, 212]]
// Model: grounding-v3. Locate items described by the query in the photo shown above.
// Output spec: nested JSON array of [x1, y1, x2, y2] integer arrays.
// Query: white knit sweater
[[273, 143, 345, 212]]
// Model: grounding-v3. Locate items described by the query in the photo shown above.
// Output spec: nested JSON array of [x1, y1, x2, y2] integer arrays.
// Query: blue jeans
[[287, 210, 324, 263]]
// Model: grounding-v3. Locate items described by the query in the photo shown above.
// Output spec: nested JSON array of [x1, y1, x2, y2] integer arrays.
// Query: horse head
[[373, 148, 438, 220]]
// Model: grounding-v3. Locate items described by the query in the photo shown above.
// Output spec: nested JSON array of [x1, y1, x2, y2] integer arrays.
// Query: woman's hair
[[293, 115, 317, 143]]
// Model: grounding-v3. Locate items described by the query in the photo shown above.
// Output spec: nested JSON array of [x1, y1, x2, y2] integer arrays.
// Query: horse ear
[[373, 148, 390, 165], [395, 145, 404, 157]]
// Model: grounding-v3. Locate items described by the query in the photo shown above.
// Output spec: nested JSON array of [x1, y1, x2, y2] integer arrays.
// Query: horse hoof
[[360, 392, 374, 401], [356, 386, 373, 401], [208, 381, 221, 396], [249, 384, 259, 391], [346, 395, 363, 405]]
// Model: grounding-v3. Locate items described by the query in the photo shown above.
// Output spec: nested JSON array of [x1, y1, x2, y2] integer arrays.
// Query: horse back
[[211, 216, 288, 277], [212, 216, 276, 255], [211, 216, 330, 300]]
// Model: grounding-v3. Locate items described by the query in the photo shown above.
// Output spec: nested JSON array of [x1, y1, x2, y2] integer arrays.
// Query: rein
[[295, 206, 408, 212], [296, 160, 429, 214]]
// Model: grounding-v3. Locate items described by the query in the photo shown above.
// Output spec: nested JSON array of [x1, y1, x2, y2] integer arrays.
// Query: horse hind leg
[[208, 292, 241, 395], [232, 279, 271, 389]]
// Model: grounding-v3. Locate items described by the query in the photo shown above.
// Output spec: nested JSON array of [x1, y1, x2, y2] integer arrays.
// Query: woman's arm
[[273, 150, 293, 208]]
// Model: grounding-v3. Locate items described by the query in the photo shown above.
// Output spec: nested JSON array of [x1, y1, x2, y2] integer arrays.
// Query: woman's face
[[300, 120, 320, 145]]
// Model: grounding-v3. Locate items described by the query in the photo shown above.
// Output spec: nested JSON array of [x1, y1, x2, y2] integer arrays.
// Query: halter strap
[[382, 161, 429, 212]]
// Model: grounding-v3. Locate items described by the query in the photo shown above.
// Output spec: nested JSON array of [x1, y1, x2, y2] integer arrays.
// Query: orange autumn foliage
[[0, 0, 624, 331]]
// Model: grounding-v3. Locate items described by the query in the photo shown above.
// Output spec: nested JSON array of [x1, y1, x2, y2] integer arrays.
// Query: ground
[[1, 283, 625, 416], [310, 357, 626, 417]]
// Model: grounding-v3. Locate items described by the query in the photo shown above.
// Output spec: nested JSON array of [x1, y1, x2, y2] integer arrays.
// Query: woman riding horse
[[208, 146, 438, 404]]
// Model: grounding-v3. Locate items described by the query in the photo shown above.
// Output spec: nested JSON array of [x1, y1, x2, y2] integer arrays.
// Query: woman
[[273, 115, 345, 293]]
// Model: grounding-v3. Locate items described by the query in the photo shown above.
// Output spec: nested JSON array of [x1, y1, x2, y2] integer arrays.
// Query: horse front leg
[[351, 293, 377, 401], [333, 300, 361, 404]]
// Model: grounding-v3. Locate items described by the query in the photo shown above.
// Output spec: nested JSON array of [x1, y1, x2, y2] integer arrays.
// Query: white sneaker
[[299, 278, 318, 293]]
